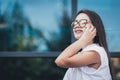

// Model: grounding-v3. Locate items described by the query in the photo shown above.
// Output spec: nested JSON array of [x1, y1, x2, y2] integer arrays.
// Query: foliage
[[0, 0, 71, 52], [0, 58, 67, 80]]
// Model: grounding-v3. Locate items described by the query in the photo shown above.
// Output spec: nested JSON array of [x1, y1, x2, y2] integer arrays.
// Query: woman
[[55, 9, 113, 80]]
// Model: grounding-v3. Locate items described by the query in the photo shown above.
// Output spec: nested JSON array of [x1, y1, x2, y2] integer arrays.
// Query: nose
[[73, 24, 82, 29]]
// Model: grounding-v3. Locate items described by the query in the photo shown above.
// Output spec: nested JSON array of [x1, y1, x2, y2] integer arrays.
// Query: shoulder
[[81, 43, 104, 62], [82, 43, 105, 54], [82, 43, 108, 64]]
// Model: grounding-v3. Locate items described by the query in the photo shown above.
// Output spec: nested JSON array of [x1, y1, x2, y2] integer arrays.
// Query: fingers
[[90, 24, 96, 34], [92, 28, 97, 37], [89, 24, 97, 37], [84, 24, 97, 38], [79, 23, 97, 46], [85, 24, 96, 33]]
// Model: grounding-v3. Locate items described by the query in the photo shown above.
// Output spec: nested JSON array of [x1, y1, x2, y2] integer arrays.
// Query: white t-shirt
[[63, 44, 112, 80]]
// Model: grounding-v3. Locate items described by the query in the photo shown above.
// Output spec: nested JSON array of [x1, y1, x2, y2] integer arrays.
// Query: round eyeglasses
[[71, 19, 90, 29]]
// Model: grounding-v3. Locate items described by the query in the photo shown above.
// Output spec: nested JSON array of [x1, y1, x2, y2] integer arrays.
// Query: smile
[[75, 30, 83, 34]]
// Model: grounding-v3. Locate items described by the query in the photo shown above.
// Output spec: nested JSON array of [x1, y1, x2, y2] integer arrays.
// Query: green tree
[[45, 0, 71, 51], [11, 1, 27, 51], [0, 1, 13, 51]]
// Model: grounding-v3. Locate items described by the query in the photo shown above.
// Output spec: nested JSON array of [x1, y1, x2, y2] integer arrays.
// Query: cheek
[[72, 30, 82, 39], [73, 29, 75, 34], [73, 30, 76, 36]]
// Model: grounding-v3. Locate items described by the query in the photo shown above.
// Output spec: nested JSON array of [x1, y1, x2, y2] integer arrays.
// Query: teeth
[[76, 30, 82, 33]]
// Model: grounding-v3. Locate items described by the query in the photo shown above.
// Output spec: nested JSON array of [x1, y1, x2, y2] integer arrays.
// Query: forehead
[[76, 13, 90, 21]]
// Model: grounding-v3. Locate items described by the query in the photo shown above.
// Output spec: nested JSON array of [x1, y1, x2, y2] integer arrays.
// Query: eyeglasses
[[71, 19, 91, 29]]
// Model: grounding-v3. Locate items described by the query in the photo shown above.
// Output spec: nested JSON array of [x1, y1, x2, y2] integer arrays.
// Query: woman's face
[[72, 13, 92, 39]]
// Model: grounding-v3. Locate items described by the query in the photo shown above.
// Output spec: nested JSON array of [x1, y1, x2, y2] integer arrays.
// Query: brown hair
[[76, 9, 114, 80]]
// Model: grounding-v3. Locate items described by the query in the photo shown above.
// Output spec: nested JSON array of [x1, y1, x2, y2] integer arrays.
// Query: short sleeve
[[82, 44, 109, 66]]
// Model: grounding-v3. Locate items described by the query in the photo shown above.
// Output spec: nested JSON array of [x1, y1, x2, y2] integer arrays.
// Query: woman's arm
[[55, 24, 99, 68]]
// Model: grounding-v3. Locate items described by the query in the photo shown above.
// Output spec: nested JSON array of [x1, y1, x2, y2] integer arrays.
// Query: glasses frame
[[71, 19, 90, 29]]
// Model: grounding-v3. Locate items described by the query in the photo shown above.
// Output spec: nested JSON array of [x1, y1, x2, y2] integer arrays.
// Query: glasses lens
[[79, 20, 87, 27], [71, 19, 88, 29]]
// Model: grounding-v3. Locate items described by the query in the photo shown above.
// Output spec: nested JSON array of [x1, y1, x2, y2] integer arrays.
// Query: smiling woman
[[55, 9, 113, 80]]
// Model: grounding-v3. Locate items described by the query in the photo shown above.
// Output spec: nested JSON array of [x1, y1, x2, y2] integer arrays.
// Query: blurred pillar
[[71, 0, 77, 42]]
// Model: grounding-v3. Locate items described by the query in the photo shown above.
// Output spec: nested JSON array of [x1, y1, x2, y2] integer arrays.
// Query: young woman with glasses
[[55, 9, 114, 80]]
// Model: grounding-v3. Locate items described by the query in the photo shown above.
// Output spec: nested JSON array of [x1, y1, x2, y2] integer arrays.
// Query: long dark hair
[[76, 9, 114, 80]]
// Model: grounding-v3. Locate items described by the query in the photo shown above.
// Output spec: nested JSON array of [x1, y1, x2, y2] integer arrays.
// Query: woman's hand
[[79, 23, 97, 48]]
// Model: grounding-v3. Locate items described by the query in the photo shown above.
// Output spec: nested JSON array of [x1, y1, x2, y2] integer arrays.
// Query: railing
[[0, 52, 120, 58]]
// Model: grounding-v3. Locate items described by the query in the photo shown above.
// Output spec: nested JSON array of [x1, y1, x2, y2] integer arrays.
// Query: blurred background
[[0, 0, 71, 52], [0, 0, 120, 80]]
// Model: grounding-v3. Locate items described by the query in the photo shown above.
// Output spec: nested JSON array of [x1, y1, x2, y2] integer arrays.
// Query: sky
[[0, 0, 71, 32], [77, 0, 120, 51]]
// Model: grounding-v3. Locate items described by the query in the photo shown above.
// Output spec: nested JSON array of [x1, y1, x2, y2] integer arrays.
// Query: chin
[[75, 35, 81, 40], [74, 32, 83, 39]]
